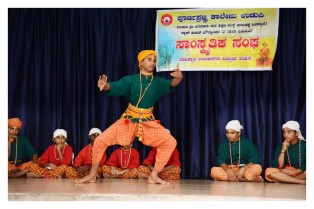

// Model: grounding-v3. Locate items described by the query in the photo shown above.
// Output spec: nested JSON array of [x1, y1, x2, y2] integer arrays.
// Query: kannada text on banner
[[155, 8, 279, 71]]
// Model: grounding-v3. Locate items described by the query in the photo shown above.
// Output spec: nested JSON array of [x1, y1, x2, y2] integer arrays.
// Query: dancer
[[75, 50, 183, 184]]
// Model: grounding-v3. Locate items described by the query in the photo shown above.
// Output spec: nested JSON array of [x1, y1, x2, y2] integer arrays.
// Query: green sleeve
[[158, 78, 175, 95], [106, 76, 130, 96]]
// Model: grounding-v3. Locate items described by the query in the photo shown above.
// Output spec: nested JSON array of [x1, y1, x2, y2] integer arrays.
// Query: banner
[[156, 8, 279, 71]]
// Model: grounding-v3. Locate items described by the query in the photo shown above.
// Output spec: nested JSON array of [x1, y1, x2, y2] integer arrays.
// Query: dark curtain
[[8, 8, 306, 179]]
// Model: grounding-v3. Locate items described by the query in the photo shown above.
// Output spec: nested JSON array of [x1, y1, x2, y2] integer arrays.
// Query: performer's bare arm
[[278, 140, 290, 168]]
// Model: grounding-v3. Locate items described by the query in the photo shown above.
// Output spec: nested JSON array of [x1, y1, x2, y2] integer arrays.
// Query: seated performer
[[8, 118, 38, 178], [265, 121, 306, 184], [138, 130, 181, 180], [102, 141, 140, 179], [65, 128, 106, 179], [28, 129, 73, 178], [210, 120, 263, 182]]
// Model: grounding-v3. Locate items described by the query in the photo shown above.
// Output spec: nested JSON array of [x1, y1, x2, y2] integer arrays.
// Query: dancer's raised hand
[[98, 75, 108, 91]]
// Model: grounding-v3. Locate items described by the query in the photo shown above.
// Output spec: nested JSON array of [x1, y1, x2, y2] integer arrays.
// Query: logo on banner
[[161, 14, 173, 26]]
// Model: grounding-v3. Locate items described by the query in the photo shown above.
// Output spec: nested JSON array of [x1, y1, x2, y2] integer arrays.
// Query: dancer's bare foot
[[148, 169, 169, 184], [148, 175, 169, 184], [75, 174, 97, 183]]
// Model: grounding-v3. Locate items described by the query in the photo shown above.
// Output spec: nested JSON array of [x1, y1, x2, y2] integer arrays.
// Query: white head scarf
[[53, 129, 67, 139], [88, 128, 102, 136], [225, 120, 243, 132], [282, 120, 305, 140]]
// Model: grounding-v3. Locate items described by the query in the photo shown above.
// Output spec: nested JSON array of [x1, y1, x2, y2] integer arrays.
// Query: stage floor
[[8, 178, 306, 201]]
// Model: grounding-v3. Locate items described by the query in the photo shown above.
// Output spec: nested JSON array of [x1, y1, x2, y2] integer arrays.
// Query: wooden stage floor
[[8, 178, 306, 201]]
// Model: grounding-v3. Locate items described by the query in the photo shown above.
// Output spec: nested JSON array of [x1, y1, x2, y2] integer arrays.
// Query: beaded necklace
[[286, 140, 301, 168], [120, 147, 132, 169], [135, 72, 153, 107], [54, 144, 66, 161], [229, 137, 241, 167]]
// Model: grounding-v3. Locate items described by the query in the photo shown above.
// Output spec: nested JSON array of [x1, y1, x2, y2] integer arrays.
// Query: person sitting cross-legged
[[102, 141, 140, 179], [265, 121, 306, 184], [210, 120, 263, 182], [8, 118, 38, 178], [28, 129, 73, 178], [65, 128, 106, 179]]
